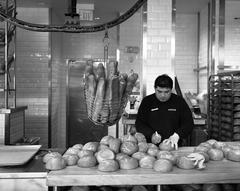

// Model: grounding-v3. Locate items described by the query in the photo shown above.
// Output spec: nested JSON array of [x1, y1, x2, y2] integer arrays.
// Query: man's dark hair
[[154, 74, 173, 89]]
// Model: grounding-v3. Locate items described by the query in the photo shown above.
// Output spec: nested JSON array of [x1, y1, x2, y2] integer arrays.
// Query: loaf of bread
[[84, 60, 138, 125]]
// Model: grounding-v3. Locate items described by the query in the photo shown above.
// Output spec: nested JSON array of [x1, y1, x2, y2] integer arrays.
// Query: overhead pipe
[[0, 0, 147, 33]]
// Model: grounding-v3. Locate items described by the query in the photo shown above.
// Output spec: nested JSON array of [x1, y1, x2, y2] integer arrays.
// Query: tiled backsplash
[[146, 0, 173, 95], [175, 13, 198, 94], [225, 1, 240, 69]]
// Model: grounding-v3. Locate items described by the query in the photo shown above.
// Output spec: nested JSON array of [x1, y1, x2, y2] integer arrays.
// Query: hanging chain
[[103, 27, 110, 64]]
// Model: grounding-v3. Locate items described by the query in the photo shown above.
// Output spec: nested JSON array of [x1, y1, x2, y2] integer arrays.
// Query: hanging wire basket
[[84, 76, 129, 126]]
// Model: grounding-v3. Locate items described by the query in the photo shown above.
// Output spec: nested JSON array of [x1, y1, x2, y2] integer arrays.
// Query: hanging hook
[[103, 26, 110, 64]]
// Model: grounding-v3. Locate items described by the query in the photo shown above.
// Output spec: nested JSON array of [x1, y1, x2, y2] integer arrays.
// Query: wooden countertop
[[47, 147, 240, 187]]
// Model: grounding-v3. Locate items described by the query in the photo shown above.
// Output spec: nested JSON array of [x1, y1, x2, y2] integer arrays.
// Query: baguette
[[107, 61, 118, 78], [96, 63, 106, 80], [100, 80, 110, 123], [119, 73, 128, 104], [125, 72, 138, 95], [86, 74, 97, 118], [84, 60, 94, 77], [108, 76, 120, 122], [92, 77, 106, 122]]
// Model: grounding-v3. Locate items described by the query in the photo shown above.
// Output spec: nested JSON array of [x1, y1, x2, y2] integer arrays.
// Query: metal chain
[[0, 0, 147, 33]]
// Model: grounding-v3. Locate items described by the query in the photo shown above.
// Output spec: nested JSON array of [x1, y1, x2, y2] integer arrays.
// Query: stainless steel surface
[[197, 13, 200, 94], [172, 0, 176, 75], [48, 8, 52, 148], [142, 2, 147, 98], [218, 0, 225, 72], [4, 0, 9, 108], [66, 60, 108, 147], [209, 0, 216, 76]]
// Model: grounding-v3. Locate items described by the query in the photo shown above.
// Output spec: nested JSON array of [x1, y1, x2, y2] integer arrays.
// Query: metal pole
[[4, 0, 9, 108]]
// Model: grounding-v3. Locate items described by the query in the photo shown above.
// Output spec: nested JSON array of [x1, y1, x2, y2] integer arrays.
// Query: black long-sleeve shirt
[[135, 93, 194, 143]]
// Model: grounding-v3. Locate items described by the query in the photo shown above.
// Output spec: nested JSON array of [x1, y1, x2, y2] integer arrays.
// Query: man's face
[[155, 87, 172, 102]]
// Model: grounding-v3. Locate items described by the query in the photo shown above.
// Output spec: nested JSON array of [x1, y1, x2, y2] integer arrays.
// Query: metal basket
[[84, 77, 129, 126]]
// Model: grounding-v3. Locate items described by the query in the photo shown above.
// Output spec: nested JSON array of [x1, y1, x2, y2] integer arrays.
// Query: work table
[[1, 146, 240, 191], [47, 146, 240, 189]]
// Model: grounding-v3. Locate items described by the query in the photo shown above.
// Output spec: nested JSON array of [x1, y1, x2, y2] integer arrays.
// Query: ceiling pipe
[[0, 0, 147, 33]]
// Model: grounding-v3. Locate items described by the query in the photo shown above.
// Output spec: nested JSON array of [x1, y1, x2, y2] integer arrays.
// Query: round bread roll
[[226, 149, 240, 162], [108, 138, 121, 153], [157, 151, 177, 164], [138, 142, 148, 153], [98, 159, 119, 172], [119, 156, 138, 170], [207, 148, 224, 161], [82, 142, 99, 152], [72, 144, 83, 150], [63, 154, 79, 166], [176, 156, 195, 170], [153, 158, 173, 172], [96, 148, 115, 163], [139, 155, 156, 169], [45, 156, 66, 170], [159, 141, 174, 151], [115, 153, 128, 162], [120, 141, 138, 155], [77, 155, 97, 168], [134, 132, 147, 143], [77, 150, 94, 158], [132, 151, 148, 160], [43, 152, 62, 163], [147, 147, 159, 157], [100, 135, 114, 145]]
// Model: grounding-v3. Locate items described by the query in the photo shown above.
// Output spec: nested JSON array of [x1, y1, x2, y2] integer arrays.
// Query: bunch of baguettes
[[84, 60, 138, 126]]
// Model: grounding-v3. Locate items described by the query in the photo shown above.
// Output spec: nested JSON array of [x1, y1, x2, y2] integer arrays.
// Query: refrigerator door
[[67, 60, 108, 147]]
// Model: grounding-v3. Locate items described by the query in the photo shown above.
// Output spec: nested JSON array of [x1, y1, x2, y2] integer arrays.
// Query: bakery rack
[[208, 71, 240, 141]]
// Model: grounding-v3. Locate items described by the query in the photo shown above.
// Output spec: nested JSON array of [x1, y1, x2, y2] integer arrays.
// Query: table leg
[[157, 185, 161, 191], [53, 186, 58, 191]]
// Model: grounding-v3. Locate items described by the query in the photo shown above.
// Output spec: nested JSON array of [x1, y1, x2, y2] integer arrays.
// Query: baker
[[135, 74, 194, 149]]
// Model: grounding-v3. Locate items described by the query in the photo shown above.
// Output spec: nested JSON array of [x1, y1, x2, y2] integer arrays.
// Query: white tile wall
[[199, 5, 209, 92], [119, 11, 142, 81], [175, 13, 198, 94], [146, 0, 173, 95], [62, 29, 117, 60], [225, 1, 240, 69]]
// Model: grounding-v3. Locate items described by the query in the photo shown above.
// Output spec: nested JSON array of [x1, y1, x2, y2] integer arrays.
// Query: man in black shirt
[[135, 74, 194, 149]]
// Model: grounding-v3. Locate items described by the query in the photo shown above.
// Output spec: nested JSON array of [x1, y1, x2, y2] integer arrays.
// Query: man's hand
[[163, 133, 179, 150], [187, 153, 206, 169]]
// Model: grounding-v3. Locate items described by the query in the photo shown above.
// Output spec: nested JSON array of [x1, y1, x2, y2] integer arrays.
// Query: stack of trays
[[209, 73, 240, 141]]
